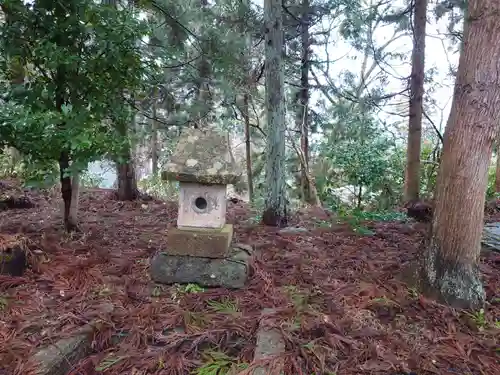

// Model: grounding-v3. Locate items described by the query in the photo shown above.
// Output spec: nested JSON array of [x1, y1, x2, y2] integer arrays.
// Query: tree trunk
[[194, 0, 211, 129], [151, 100, 159, 177], [240, 0, 253, 202], [59, 152, 78, 232], [262, 0, 287, 227], [298, 0, 312, 204], [116, 115, 138, 200], [415, 0, 500, 309], [290, 137, 321, 207], [104, 0, 138, 199], [68, 170, 80, 226], [116, 158, 137, 200], [243, 93, 254, 202], [495, 142, 500, 193], [404, 0, 428, 202], [357, 185, 362, 210]]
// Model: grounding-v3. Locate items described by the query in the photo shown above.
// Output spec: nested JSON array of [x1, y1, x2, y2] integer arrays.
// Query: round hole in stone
[[194, 196, 208, 211]]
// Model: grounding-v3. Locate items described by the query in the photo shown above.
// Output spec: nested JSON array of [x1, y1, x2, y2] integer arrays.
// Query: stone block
[[161, 128, 242, 185], [166, 224, 233, 258], [251, 308, 285, 375], [31, 303, 114, 375], [150, 247, 250, 289], [32, 334, 91, 375], [177, 182, 227, 229], [0, 246, 26, 276]]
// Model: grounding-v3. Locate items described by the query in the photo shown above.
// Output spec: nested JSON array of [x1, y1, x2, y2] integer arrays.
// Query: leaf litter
[[0, 186, 498, 375]]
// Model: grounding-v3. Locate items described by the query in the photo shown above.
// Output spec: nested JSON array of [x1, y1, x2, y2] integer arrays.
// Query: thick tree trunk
[[116, 114, 138, 201], [262, 0, 287, 227], [404, 0, 428, 202], [415, 0, 500, 309], [116, 157, 138, 201]]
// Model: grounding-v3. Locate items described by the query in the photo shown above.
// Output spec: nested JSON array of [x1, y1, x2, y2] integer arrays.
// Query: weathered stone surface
[[251, 308, 285, 375], [166, 224, 233, 258], [31, 303, 114, 375], [177, 182, 227, 229], [233, 243, 253, 255], [161, 128, 242, 185], [150, 247, 249, 288], [482, 222, 500, 253], [279, 227, 309, 234], [32, 334, 91, 375], [0, 246, 26, 276]]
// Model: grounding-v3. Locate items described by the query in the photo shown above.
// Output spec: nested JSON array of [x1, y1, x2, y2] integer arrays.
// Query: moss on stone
[[411, 242, 485, 310], [161, 128, 242, 185]]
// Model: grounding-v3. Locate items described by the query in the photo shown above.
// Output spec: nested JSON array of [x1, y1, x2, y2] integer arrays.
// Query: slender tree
[[415, 0, 500, 309], [404, 0, 428, 202], [495, 142, 500, 193], [297, 0, 311, 203], [262, 0, 288, 226]]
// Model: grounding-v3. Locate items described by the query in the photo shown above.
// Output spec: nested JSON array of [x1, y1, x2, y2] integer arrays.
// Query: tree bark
[[243, 93, 254, 202], [357, 185, 362, 210], [68, 170, 80, 226], [116, 116, 138, 200], [415, 0, 500, 309], [193, 0, 211, 129], [262, 0, 287, 227], [298, 0, 312, 204], [116, 160, 137, 200], [240, 0, 254, 202], [59, 152, 78, 232], [151, 99, 159, 177], [404, 0, 428, 202]]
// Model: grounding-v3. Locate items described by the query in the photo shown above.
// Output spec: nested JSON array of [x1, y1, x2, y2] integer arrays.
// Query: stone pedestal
[[166, 224, 233, 258], [152, 128, 248, 289], [150, 247, 250, 289]]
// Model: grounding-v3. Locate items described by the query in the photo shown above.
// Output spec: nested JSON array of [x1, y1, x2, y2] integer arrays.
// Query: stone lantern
[[150, 128, 250, 289]]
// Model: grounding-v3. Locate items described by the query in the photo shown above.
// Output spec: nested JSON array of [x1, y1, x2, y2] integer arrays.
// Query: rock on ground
[[251, 308, 285, 375], [31, 303, 114, 375], [150, 247, 250, 289]]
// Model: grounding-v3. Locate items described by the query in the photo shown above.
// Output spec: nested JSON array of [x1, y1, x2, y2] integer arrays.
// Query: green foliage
[[344, 209, 408, 222], [137, 175, 178, 200], [0, 295, 8, 311], [0, 0, 151, 178], [420, 141, 440, 197], [337, 208, 408, 235], [464, 308, 488, 331], [95, 356, 125, 372], [207, 297, 239, 314], [486, 164, 497, 199], [80, 170, 105, 188], [317, 109, 397, 210], [179, 283, 205, 294], [0, 149, 59, 187], [192, 351, 247, 375]]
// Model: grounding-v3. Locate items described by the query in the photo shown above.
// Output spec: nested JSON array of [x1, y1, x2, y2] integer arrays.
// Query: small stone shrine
[[150, 128, 250, 289]]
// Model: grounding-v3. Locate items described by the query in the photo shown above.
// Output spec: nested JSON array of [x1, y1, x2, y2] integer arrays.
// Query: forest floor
[[0, 180, 499, 375]]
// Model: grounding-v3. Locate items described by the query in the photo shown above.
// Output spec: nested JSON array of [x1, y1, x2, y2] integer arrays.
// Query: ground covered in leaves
[[0, 182, 499, 375]]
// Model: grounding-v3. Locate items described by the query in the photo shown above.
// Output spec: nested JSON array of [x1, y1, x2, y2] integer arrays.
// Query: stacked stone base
[[150, 224, 250, 289]]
